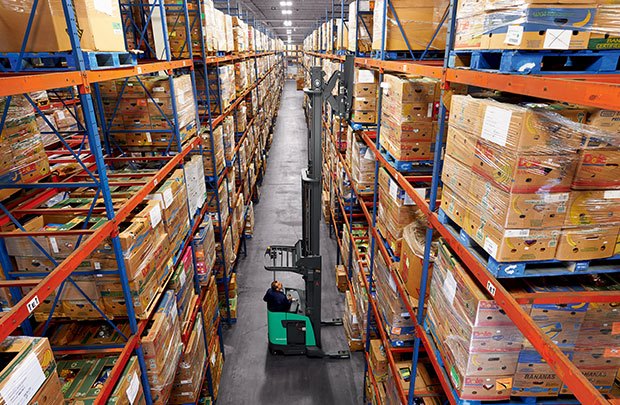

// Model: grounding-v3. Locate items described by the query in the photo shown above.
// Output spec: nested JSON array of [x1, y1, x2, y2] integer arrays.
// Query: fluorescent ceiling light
[[279, 1, 292, 6], [286, 29, 292, 34], [281, 9, 292, 15], [283, 20, 292, 26]]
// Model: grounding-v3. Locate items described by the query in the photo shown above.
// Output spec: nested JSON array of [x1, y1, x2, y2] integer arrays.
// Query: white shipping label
[[442, 270, 457, 306], [505, 25, 524, 46], [56, 110, 65, 120], [481, 106, 512, 147], [94, 261, 102, 270], [363, 148, 374, 161], [388, 273, 397, 293], [49, 237, 59, 253], [94, 0, 114, 15], [163, 188, 174, 208], [483, 237, 499, 258], [126, 372, 140, 405], [543, 193, 570, 203], [505, 229, 530, 238], [427, 103, 433, 118], [604, 190, 620, 199], [145, 132, 152, 143], [153, 87, 165, 92], [389, 180, 398, 200], [179, 270, 187, 287], [0, 352, 46, 405], [357, 70, 375, 84], [149, 204, 162, 228], [544, 29, 572, 50]]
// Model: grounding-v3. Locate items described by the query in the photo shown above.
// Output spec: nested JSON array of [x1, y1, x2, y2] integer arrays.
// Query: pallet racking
[[0, 0, 284, 402], [305, 0, 620, 404]]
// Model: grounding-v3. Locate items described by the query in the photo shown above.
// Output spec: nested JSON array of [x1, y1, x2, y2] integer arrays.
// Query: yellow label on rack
[[496, 377, 512, 391]]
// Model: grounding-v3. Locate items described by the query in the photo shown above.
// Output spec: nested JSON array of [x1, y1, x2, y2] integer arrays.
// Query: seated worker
[[263, 280, 293, 312]]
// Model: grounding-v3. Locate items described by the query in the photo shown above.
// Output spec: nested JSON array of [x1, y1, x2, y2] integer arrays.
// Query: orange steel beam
[[445, 69, 620, 111], [86, 60, 193, 84], [0, 71, 82, 97]]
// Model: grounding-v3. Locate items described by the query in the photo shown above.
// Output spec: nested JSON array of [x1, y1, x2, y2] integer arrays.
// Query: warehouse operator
[[263, 280, 294, 312]]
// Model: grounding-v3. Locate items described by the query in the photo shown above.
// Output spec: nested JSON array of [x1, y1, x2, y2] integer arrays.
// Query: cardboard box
[[468, 174, 569, 229], [399, 222, 432, 305], [369, 339, 388, 382], [335, 264, 348, 292], [351, 110, 376, 124], [572, 148, 620, 190], [481, 6, 595, 50], [565, 190, 620, 226], [109, 356, 146, 405], [476, 99, 585, 152], [0, 0, 126, 52], [512, 350, 572, 397], [473, 139, 577, 193], [555, 225, 619, 261], [372, 1, 448, 51], [0, 337, 59, 405]]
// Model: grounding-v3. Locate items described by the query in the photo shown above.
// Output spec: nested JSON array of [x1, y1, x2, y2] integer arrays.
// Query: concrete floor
[[217, 80, 365, 404]]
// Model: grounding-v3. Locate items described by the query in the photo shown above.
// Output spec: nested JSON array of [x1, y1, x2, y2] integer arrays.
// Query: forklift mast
[[265, 55, 354, 351]]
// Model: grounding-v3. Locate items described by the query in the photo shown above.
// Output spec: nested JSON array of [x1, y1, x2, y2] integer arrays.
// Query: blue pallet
[[370, 50, 444, 60], [449, 49, 620, 75], [423, 319, 580, 405], [0, 51, 137, 71], [437, 209, 620, 278], [378, 145, 433, 173]]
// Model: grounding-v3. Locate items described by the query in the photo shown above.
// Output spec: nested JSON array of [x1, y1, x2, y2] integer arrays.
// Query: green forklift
[[263, 56, 355, 359]]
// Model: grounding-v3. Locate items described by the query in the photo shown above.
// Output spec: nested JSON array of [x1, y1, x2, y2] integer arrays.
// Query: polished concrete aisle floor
[[217, 80, 365, 404]]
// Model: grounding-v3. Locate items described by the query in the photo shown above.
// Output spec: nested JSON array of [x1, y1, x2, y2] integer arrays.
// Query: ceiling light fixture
[[283, 20, 292, 26], [281, 9, 292, 15], [279, 1, 292, 6]]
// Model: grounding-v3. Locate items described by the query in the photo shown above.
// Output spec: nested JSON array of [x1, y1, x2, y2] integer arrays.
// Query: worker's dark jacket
[[263, 288, 291, 312]]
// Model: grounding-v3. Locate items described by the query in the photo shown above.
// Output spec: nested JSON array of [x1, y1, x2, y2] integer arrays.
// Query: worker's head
[[271, 280, 282, 291]]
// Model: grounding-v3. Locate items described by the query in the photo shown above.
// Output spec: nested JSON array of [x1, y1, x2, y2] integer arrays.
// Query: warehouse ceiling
[[236, 0, 348, 44]]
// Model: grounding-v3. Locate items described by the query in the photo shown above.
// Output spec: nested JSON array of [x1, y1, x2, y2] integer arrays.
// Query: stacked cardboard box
[[442, 95, 619, 263], [348, 1, 374, 53], [377, 168, 425, 257], [429, 239, 620, 399], [427, 241, 523, 401], [0, 96, 51, 200], [456, 0, 604, 51], [379, 74, 440, 163], [202, 124, 225, 177], [207, 180, 229, 227], [397, 220, 437, 308], [232, 17, 248, 52], [349, 132, 376, 193], [372, 0, 448, 52], [142, 291, 183, 404], [202, 275, 219, 338], [375, 251, 415, 345], [184, 154, 208, 216], [218, 273, 237, 319], [99, 75, 197, 148], [194, 217, 217, 285], [58, 355, 146, 404], [0, 0, 126, 53], [148, 169, 191, 254], [235, 101, 248, 134], [169, 249, 197, 331], [244, 201, 255, 236], [351, 69, 378, 124], [206, 65, 235, 113], [235, 61, 249, 94], [222, 115, 235, 163], [208, 335, 224, 399], [0, 336, 63, 405], [343, 290, 364, 351], [170, 317, 206, 404], [8, 199, 172, 320], [385, 361, 442, 404]]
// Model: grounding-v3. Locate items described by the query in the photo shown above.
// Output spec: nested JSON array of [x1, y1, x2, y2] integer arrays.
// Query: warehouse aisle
[[218, 80, 365, 404]]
